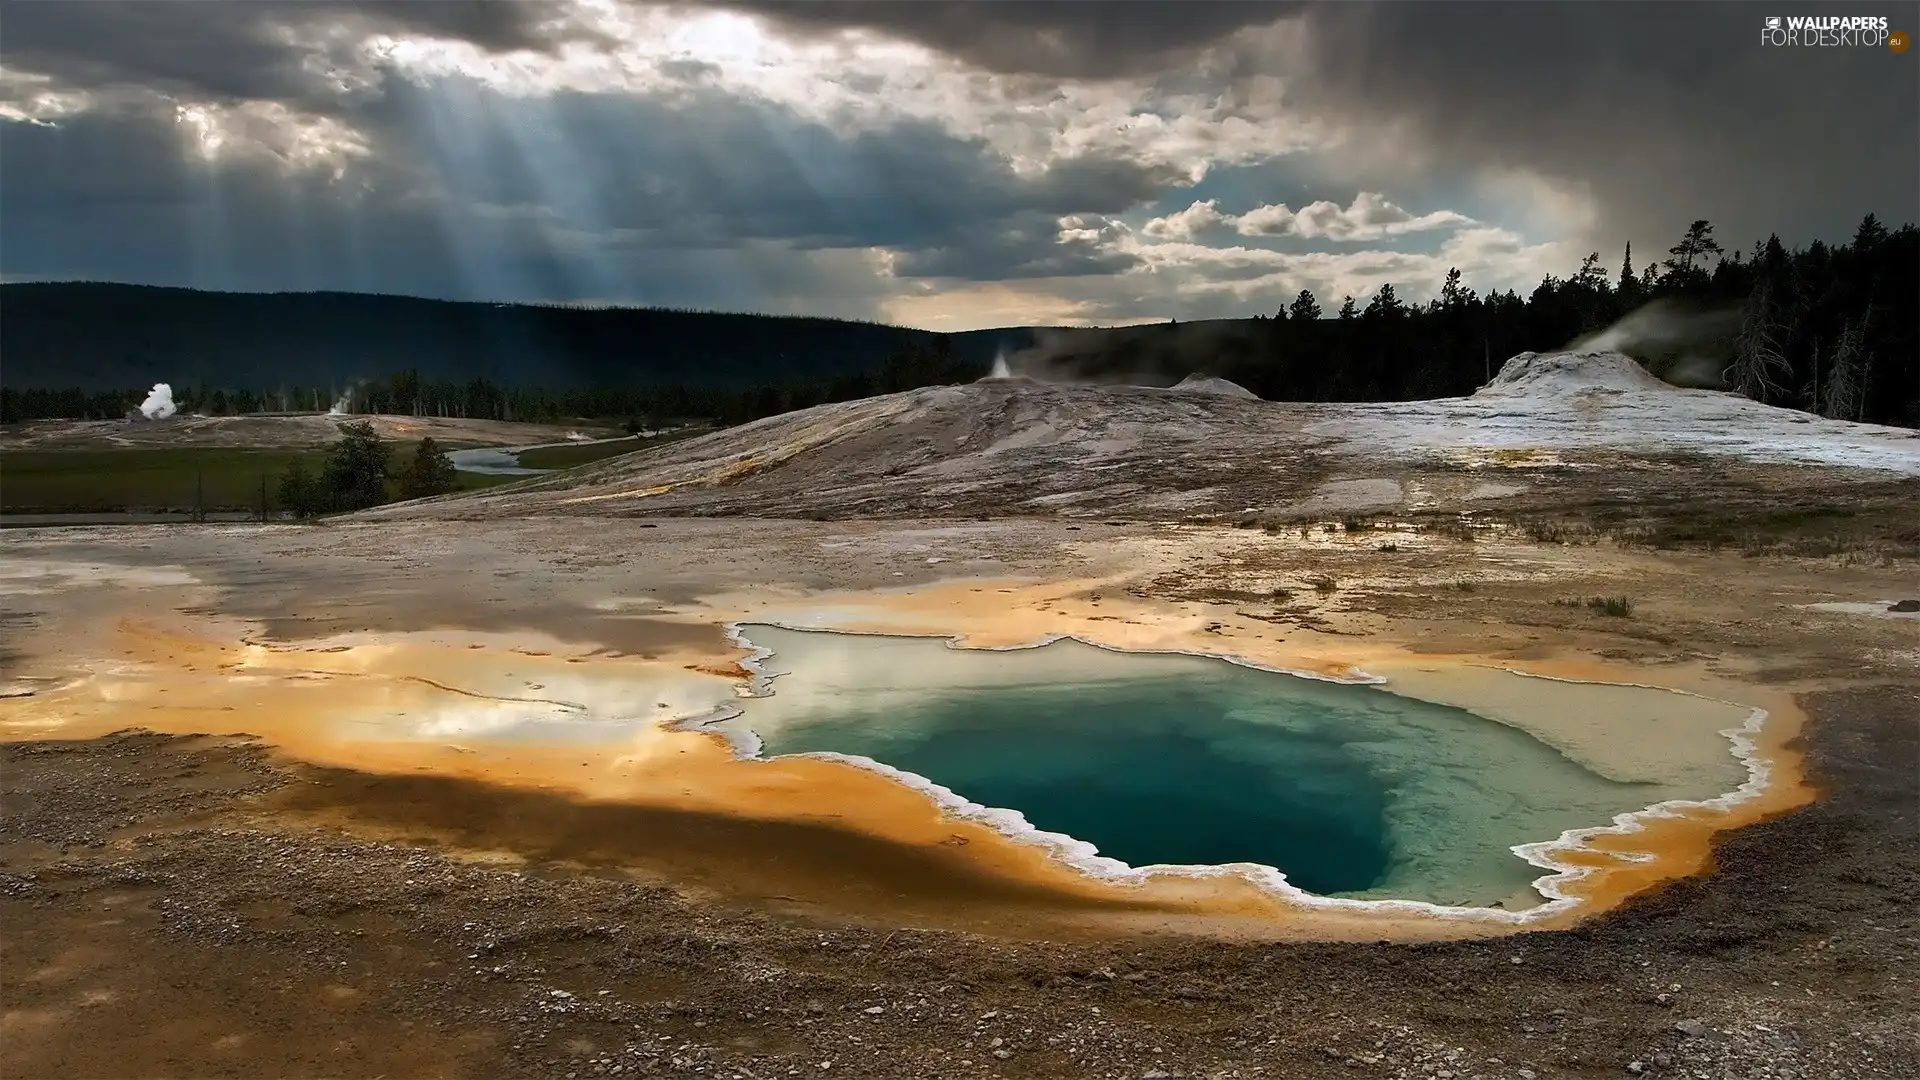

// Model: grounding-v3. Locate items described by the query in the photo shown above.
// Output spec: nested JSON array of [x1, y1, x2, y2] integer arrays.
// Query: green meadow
[[0, 446, 518, 514]]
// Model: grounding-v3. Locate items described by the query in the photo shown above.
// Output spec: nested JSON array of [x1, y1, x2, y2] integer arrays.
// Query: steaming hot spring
[[682, 622, 1778, 919]]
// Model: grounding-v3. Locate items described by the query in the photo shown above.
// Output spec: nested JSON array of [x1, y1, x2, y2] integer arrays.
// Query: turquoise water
[[715, 627, 1717, 908]]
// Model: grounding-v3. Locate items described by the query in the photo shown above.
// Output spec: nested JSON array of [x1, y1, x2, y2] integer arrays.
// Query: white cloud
[[172, 99, 371, 174], [0, 70, 92, 126], [1141, 200, 1231, 239], [1145, 192, 1476, 242], [353, 4, 1328, 183]]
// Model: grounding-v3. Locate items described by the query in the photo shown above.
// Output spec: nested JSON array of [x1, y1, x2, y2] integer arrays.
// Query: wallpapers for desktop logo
[[1760, 14, 1900, 48]]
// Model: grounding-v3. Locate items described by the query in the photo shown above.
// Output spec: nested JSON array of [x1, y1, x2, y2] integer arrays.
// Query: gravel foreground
[[2, 687, 1913, 1080]]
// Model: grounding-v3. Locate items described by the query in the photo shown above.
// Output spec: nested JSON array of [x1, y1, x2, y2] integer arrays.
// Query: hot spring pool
[[709, 625, 1750, 910]]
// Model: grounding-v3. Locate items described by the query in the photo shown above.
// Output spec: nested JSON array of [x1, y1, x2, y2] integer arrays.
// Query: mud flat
[[1, 511, 1915, 1078]]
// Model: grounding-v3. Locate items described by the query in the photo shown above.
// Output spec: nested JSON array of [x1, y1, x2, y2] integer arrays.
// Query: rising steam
[[1566, 299, 1742, 388], [139, 383, 177, 419], [993, 323, 1240, 387]]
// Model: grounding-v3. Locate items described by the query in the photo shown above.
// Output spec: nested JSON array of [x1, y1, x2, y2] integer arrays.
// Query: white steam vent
[[139, 383, 177, 419]]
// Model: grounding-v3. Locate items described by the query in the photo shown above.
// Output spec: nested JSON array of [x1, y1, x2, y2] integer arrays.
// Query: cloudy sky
[[2, 1, 1914, 330]]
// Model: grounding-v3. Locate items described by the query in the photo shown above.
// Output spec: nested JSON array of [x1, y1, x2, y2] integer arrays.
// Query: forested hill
[[0, 282, 1043, 391]]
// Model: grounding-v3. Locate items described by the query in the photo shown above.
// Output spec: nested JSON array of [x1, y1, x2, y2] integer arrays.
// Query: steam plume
[[1566, 299, 1741, 388], [139, 383, 176, 419]]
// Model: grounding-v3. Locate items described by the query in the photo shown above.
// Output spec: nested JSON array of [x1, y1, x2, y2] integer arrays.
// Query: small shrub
[[1522, 520, 1594, 545], [1309, 575, 1338, 595], [1377, 542, 1399, 552], [1587, 595, 1633, 617], [1424, 518, 1478, 542], [1342, 516, 1375, 533], [1451, 580, 1477, 592]]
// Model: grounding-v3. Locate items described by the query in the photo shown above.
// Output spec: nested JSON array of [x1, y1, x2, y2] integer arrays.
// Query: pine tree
[[398, 437, 460, 500], [1822, 314, 1867, 421], [1852, 213, 1887, 252], [1665, 219, 1724, 279], [1363, 283, 1404, 318], [1618, 242, 1635, 292], [1727, 280, 1793, 402], [276, 459, 326, 518], [320, 420, 393, 511], [1287, 290, 1322, 321], [1337, 295, 1357, 320]]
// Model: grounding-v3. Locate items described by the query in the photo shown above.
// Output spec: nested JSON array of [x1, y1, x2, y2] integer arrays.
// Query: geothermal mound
[[370, 348, 1920, 523], [1169, 374, 1260, 400], [1475, 350, 1673, 398], [371, 380, 1301, 521]]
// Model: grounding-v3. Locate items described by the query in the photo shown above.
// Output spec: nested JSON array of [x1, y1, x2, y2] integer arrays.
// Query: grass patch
[[1521, 519, 1596, 545], [1, 447, 330, 512], [454, 472, 526, 493], [0, 444, 515, 513], [1601, 498, 1912, 558], [1558, 595, 1633, 617], [1421, 517, 1478, 542]]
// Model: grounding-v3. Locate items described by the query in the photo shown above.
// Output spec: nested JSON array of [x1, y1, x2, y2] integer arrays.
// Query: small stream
[[447, 436, 636, 476]]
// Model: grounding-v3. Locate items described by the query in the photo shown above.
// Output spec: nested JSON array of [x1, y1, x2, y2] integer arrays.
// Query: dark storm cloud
[[0, 0, 582, 107], [706, 1, 1305, 78], [713, 0, 1920, 250], [370, 80, 1181, 252], [0, 104, 897, 316], [0, 69, 1165, 304], [5, 0, 1912, 321], [891, 216, 1143, 281], [1285, 2, 1920, 249]]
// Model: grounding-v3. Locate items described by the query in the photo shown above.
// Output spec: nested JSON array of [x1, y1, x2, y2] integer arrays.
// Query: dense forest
[[3, 215, 1914, 428], [0, 282, 1036, 392]]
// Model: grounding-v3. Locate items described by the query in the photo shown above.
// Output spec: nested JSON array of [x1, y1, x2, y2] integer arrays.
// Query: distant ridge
[[0, 281, 1051, 392]]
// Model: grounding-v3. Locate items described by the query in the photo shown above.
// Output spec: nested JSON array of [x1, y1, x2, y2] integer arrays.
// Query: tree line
[[3, 215, 1913, 428], [1, 344, 987, 429]]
